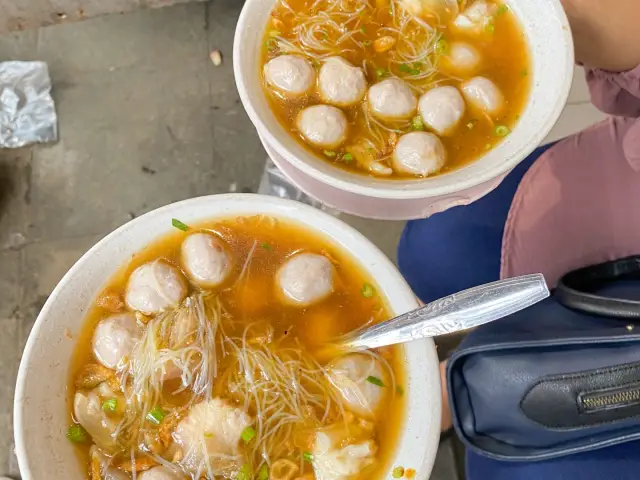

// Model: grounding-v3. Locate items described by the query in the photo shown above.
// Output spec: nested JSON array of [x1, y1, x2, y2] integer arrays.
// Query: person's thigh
[[397, 144, 554, 303]]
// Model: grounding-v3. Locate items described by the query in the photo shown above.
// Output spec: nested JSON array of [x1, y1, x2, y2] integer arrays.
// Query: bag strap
[[555, 256, 640, 319]]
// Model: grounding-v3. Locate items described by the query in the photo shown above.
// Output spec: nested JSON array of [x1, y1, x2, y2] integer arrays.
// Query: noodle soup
[[67, 215, 406, 480], [260, 0, 530, 178]]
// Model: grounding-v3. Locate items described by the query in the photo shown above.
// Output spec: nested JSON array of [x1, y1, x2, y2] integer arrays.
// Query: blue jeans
[[397, 143, 640, 480]]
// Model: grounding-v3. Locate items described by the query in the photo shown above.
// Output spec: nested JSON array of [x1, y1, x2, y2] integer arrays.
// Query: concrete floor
[[0, 1, 461, 478]]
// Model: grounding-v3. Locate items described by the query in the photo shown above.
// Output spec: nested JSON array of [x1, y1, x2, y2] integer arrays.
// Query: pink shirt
[[501, 65, 640, 284]]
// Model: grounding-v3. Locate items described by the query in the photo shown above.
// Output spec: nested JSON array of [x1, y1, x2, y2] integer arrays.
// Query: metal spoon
[[338, 274, 549, 350]]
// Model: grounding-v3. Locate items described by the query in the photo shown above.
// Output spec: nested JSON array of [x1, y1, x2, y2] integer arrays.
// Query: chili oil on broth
[[261, 0, 531, 178], [68, 215, 407, 480]]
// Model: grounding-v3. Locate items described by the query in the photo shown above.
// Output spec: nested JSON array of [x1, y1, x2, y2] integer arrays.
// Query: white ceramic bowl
[[14, 194, 441, 480], [234, 0, 574, 219]]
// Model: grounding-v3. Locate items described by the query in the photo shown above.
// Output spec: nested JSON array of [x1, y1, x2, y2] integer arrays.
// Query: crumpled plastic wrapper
[[0, 61, 58, 148], [258, 158, 340, 216]]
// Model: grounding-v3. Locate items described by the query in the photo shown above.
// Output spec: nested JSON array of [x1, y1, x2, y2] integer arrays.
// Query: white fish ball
[[139, 466, 185, 480], [92, 313, 142, 369], [452, 0, 497, 36], [263, 54, 316, 96], [392, 131, 446, 177], [444, 42, 482, 74], [461, 76, 505, 116], [296, 105, 348, 149], [181, 233, 231, 287], [125, 260, 187, 315], [368, 78, 417, 121], [277, 253, 334, 306], [318, 57, 368, 107], [418, 86, 466, 136]]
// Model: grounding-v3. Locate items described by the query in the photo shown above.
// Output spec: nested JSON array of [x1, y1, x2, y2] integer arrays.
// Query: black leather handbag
[[447, 256, 640, 461]]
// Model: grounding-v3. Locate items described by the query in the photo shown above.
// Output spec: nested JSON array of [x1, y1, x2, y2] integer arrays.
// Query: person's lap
[[396, 142, 640, 479]]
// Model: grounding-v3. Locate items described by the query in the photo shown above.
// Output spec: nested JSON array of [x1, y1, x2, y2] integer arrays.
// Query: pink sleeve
[[585, 64, 640, 117]]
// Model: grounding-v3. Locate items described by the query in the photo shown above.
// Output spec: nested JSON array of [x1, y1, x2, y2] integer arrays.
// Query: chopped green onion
[[375, 68, 389, 79], [485, 23, 495, 34], [497, 4, 508, 15], [172, 218, 189, 231], [412, 62, 423, 69], [261, 242, 273, 251], [268, 29, 281, 37], [435, 38, 449, 54], [398, 64, 420, 75], [521, 68, 528, 77], [258, 465, 269, 480], [146, 407, 166, 425], [265, 38, 278, 51], [303, 452, 314, 463], [323, 150, 337, 157], [393, 466, 406, 478], [360, 26, 367, 33], [396, 385, 405, 396], [102, 398, 118, 413], [342, 153, 354, 163], [241, 426, 257, 444], [67, 424, 89, 443], [367, 375, 385, 387], [204, 432, 214, 438], [361, 283, 376, 298], [237, 463, 252, 480], [495, 125, 510, 137], [411, 115, 425, 131]]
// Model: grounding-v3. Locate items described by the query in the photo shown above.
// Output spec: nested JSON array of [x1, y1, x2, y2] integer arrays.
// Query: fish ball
[[296, 105, 348, 149], [92, 313, 142, 369], [74, 391, 118, 448], [263, 55, 316, 96], [328, 353, 389, 418], [125, 260, 187, 315], [277, 253, 334, 306], [418, 86, 466, 136], [318, 57, 368, 107], [313, 431, 376, 480], [453, 0, 497, 36], [461, 76, 505, 116], [392, 131, 446, 177], [181, 233, 231, 287], [368, 78, 417, 121], [443, 42, 482, 74]]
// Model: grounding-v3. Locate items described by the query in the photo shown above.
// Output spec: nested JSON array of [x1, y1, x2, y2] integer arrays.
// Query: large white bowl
[[234, 0, 574, 218], [14, 194, 441, 480]]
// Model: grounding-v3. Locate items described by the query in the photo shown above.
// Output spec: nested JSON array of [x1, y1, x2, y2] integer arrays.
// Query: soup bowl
[[234, 0, 574, 219], [14, 194, 441, 479]]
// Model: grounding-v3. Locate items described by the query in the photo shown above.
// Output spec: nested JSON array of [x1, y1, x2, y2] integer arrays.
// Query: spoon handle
[[343, 274, 549, 350]]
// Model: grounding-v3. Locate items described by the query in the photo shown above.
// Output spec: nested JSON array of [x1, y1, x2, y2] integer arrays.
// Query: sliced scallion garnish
[[172, 218, 190, 232], [435, 38, 449, 54], [342, 153, 354, 163], [146, 406, 166, 425], [495, 125, 510, 137], [323, 150, 337, 157], [361, 283, 376, 298], [303, 452, 314, 463], [411, 115, 425, 131], [367, 375, 385, 387], [102, 398, 117, 413], [393, 466, 406, 478], [258, 465, 269, 480], [261, 242, 273, 251], [497, 4, 508, 15], [241, 426, 257, 444], [396, 385, 405, 396], [67, 424, 89, 443], [375, 68, 389, 79], [237, 463, 252, 480]]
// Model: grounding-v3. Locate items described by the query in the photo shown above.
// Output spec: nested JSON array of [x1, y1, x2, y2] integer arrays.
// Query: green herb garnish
[[360, 26, 367, 33], [486, 23, 495, 34], [342, 153, 354, 163], [102, 398, 118, 413], [375, 67, 389, 79], [367, 375, 385, 387], [435, 38, 449, 54], [258, 465, 269, 480], [67, 424, 89, 443], [521, 68, 528, 77], [237, 463, 252, 480], [146, 407, 166, 425], [396, 385, 405, 396], [495, 125, 510, 137], [323, 150, 337, 157], [172, 218, 190, 231], [268, 29, 281, 37], [393, 466, 406, 478], [261, 242, 273, 251], [241, 426, 257, 444], [411, 115, 425, 131], [303, 452, 314, 463], [361, 283, 376, 298], [497, 4, 508, 15], [399, 64, 420, 75]]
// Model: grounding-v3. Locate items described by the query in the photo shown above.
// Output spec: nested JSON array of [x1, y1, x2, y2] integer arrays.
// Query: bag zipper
[[581, 387, 640, 412]]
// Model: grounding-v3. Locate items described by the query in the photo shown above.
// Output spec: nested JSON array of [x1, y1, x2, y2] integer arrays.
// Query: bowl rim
[[233, 0, 575, 200], [14, 193, 441, 480]]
